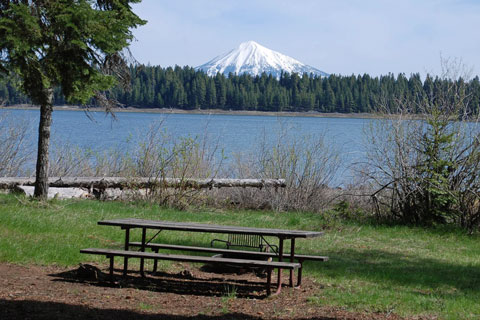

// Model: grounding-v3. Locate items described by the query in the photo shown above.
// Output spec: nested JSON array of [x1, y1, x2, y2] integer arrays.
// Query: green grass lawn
[[1, 193, 479, 319]]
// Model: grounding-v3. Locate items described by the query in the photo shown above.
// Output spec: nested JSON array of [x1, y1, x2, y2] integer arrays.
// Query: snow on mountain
[[196, 41, 328, 78]]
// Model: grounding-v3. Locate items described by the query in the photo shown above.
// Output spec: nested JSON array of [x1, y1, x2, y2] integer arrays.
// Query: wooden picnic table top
[[98, 218, 323, 239]]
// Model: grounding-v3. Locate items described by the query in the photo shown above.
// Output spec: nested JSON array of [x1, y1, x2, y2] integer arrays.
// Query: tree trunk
[[34, 89, 54, 200]]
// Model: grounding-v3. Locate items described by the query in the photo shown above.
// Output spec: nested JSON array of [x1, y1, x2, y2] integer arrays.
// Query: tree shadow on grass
[[308, 248, 480, 293]]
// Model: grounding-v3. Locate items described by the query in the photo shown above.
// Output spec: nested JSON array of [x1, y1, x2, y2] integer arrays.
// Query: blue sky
[[129, 0, 480, 77]]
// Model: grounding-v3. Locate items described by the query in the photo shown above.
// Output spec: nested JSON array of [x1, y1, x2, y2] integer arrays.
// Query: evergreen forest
[[1, 65, 480, 114]]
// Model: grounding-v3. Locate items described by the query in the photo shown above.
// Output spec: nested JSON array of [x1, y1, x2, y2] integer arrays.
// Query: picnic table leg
[[266, 267, 272, 296], [275, 237, 284, 295], [109, 255, 115, 282], [140, 227, 146, 277], [297, 258, 304, 287], [289, 238, 295, 287], [123, 227, 130, 277], [153, 248, 159, 273]]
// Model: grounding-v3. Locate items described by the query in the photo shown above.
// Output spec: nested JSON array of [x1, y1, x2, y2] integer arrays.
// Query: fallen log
[[0, 177, 286, 190]]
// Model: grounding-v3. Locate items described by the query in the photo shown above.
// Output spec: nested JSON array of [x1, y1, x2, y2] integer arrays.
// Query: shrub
[[228, 125, 340, 212], [0, 113, 32, 176], [362, 59, 480, 231]]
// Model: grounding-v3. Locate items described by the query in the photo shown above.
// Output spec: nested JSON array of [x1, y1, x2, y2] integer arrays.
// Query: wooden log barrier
[[0, 177, 286, 190]]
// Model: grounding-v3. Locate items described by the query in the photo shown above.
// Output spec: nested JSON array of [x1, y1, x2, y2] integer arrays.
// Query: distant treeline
[[2, 65, 480, 113]]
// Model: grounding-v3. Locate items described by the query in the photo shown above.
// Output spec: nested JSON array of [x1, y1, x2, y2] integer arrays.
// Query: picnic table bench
[[80, 218, 328, 296]]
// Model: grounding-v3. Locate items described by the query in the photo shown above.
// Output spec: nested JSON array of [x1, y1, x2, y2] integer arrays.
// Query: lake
[[0, 109, 373, 185]]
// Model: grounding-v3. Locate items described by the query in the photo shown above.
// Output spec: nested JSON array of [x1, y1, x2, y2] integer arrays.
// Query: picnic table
[[81, 218, 328, 295]]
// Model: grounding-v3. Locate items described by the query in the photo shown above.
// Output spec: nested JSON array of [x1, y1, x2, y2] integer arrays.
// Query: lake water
[[0, 109, 373, 185]]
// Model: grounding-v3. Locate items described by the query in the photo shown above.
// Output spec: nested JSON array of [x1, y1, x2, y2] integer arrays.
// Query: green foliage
[[330, 200, 367, 220], [416, 113, 458, 223], [0, 0, 145, 105], [0, 0, 146, 199]]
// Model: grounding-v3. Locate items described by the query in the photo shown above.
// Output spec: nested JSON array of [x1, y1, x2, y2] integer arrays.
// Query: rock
[[76, 264, 107, 281], [16, 186, 90, 199]]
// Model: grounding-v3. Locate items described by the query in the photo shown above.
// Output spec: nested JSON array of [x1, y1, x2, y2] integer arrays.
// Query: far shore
[[1, 104, 388, 119]]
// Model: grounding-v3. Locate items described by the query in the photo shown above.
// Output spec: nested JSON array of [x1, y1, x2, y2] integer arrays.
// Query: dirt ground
[[0, 262, 430, 320]]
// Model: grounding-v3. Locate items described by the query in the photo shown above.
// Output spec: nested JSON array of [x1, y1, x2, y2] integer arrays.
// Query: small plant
[[220, 284, 237, 314], [138, 302, 154, 311]]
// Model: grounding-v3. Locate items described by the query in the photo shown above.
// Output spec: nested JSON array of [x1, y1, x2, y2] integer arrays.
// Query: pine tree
[[206, 79, 217, 108]]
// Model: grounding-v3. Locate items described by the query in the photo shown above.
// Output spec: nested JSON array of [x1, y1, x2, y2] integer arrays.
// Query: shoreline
[[0, 104, 385, 119]]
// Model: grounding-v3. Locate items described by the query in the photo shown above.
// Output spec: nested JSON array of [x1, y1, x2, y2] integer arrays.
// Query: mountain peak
[[239, 40, 260, 48], [196, 41, 328, 78]]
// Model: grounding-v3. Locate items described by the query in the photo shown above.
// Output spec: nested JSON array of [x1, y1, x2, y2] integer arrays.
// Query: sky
[[129, 0, 480, 77]]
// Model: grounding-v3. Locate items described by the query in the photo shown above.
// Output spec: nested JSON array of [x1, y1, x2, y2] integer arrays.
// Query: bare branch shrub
[[47, 120, 223, 208], [48, 143, 93, 177], [0, 113, 32, 176], [361, 59, 480, 230], [90, 148, 133, 177], [128, 121, 223, 208], [44, 118, 341, 212], [228, 124, 340, 212]]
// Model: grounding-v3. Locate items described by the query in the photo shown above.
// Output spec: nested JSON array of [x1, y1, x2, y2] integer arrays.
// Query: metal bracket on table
[[260, 236, 279, 255], [136, 229, 163, 251]]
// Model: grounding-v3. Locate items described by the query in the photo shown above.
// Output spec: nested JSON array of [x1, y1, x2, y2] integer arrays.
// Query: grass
[[1, 194, 479, 319], [221, 285, 237, 314]]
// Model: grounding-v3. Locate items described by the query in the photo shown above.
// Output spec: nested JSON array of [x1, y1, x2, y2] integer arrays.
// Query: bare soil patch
[[0, 263, 428, 319]]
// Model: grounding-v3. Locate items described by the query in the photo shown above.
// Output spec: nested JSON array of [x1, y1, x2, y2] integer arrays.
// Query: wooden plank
[[80, 248, 300, 269], [98, 218, 324, 238], [129, 242, 329, 261], [290, 254, 329, 261], [130, 242, 269, 255], [0, 177, 286, 189]]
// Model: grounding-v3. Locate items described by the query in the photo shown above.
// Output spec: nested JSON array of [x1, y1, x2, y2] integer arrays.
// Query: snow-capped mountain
[[196, 41, 328, 78]]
